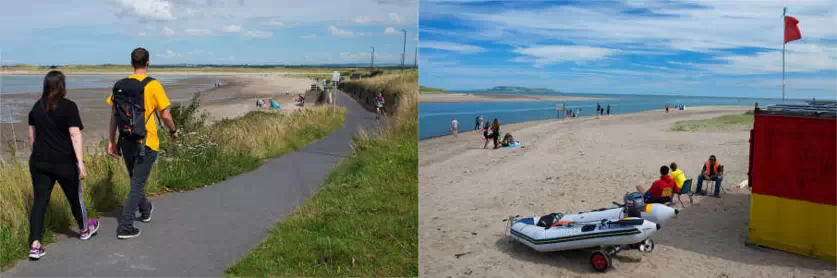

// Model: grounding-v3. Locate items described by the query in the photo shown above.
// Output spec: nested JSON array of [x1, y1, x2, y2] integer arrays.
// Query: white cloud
[[388, 12, 402, 23], [222, 25, 242, 32], [701, 43, 837, 75], [299, 34, 318, 40], [138, 31, 147, 36], [114, 0, 175, 21], [328, 25, 354, 38], [243, 30, 273, 38], [421, 41, 485, 54], [162, 26, 175, 37], [384, 26, 399, 35], [266, 20, 284, 27], [512, 45, 617, 66], [430, 1, 837, 74], [161, 49, 181, 59], [352, 16, 377, 24], [184, 28, 212, 36]]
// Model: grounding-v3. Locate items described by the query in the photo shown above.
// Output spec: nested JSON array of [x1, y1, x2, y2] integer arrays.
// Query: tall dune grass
[[0, 99, 345, 269]]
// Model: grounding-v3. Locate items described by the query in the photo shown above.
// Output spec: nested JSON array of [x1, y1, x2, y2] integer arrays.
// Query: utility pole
[[414, 46, 418, 68], [370, 46, 375, 72], [401, 29, 407, 71]]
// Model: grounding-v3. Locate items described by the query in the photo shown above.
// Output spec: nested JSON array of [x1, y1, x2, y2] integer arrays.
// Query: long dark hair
[[41, 71, 66, 112]]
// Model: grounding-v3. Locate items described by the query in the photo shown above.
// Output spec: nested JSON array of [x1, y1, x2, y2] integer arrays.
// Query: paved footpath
[[4, 91, 381, 277]]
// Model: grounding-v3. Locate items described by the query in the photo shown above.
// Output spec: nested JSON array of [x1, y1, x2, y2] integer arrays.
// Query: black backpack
[[112, 77, 155, 143]]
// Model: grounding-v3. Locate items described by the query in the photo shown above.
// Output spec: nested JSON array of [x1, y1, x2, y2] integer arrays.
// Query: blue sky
[[419, 0, 837, 99], [0, 0, 418, 66]]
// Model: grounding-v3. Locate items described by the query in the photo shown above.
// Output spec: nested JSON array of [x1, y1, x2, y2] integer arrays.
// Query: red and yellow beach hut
[[748, 102, 837, 262]]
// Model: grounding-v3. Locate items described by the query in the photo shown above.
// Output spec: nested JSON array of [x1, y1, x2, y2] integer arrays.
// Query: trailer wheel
[[590, 250, 610, 272], [639, 239, 655, 253]]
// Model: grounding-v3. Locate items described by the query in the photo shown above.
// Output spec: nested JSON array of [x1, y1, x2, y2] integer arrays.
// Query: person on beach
[[27, 71, 100, 260], [596, 103, 601, 116], [606, 104, 611, 115], [107, 48, 178, 239], [501, 133, 517, 147], [490, 119, 500, 149], [669, 162, 686, 193], [666, 104, 670, 113], [482, 123, 491, 146], [635, 165, 676, 204], [451, 118, 458, 137], [577, 108, 582, 117], [256, 98, 264, 108], [375, 93, 385, 120], [695, 155, 724, 197], [475, 116, 483, 131]]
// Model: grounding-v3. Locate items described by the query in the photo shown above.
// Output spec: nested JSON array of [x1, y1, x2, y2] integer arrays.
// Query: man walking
[[107, 47, 178, 239]]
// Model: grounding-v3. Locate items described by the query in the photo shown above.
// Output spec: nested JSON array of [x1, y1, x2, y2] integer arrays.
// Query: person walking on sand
[[475, 116, 483, 131], [606, 104, 611, 115], [666, 103, 670, 113], [451, 118, 459, 137], [107, 48, 178, 239], [490, 118, 501, 149], [26, 71, 100, 260]]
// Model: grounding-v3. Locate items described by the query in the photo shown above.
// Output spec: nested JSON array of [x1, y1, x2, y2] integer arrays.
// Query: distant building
[[350, 73, 361, 80]]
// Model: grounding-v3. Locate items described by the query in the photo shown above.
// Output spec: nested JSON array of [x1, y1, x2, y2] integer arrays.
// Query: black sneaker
[[117, 227, 141, 239], [140, 202, 154, 223]]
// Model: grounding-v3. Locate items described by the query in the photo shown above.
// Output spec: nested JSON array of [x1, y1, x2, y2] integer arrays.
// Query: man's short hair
[[131, 48, 149, 69], [670, 162, 678, 171], [709, 155, 717, 161], [660, 165, 670, 175]]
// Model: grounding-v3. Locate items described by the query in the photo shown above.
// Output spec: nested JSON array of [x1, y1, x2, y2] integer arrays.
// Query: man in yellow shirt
[[669, 162, 686, 193], [107, 47, 178, 239]]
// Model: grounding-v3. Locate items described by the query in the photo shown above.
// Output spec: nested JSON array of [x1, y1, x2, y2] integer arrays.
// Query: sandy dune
[[419, 106, 836, 277]]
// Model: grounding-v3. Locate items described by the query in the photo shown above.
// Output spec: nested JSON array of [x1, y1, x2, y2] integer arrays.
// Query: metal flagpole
[[782, 7, 786, 101]]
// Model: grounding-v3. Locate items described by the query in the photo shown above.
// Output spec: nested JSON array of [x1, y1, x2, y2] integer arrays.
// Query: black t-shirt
[[28, 98, 84, 163]]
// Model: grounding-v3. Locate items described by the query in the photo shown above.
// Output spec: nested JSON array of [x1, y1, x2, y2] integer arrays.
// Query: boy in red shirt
[[635, 165, 676, 204]]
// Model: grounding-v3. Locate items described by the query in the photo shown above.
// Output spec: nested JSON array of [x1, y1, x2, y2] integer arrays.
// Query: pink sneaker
[[29, 246, 46, 260], [80, 219, 99, 240]]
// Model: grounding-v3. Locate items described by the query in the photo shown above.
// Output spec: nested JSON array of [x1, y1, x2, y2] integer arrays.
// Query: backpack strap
[[138, 77, 156, 157]]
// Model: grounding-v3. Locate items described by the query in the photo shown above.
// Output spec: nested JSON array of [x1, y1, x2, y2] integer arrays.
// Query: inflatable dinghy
[[561, 192, 678, 225], [510, 217, 658, 253]]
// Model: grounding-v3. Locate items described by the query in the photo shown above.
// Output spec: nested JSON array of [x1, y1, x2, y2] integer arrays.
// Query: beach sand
[[420, 93, 600, 103], [0, 74, 314, 157], [419, 106, 836, 277]]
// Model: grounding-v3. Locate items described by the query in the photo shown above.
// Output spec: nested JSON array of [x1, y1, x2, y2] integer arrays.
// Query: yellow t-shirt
[[670, 169, 686, 189], [106, 74, 171, 151]]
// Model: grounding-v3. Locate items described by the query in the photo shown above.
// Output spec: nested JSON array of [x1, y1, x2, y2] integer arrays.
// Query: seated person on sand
[[695, 155, 724, 197], [635, 165, 676, 204], [669, 162, 686, 193], [501, 133, 520, 147]]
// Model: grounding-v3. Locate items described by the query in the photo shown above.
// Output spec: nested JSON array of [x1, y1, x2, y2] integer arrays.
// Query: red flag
[[784, 16, 801, 44]]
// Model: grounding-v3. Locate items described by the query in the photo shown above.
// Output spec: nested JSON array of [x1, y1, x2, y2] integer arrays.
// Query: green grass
[[671, 112, 754, 132], [227, 72, 418, 277], [227, 120, 417, 277], [419, 85, 452, 94], [0, 99, 345, 269]]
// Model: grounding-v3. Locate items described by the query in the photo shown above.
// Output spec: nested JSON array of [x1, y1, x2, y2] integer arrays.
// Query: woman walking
[[27, 71, 99, 260]]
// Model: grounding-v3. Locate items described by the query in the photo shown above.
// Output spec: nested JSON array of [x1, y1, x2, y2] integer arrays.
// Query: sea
[[419, 92, 814, 139]]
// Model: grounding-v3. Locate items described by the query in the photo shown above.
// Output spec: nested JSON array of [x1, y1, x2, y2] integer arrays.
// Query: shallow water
[[419, 92, 811, 139]]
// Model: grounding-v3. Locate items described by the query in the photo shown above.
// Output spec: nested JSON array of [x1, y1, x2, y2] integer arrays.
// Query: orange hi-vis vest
[[704, 160, 720, 175]]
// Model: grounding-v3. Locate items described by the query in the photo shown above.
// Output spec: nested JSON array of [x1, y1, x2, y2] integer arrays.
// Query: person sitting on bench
[[696, 155, 724, 197], [636, 165, 676, 204]]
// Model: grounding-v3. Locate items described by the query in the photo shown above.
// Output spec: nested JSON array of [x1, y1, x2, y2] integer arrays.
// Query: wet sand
[[419, 106, 836, 277], [0, 74, 314, 158], [420, 93, 601, 103]]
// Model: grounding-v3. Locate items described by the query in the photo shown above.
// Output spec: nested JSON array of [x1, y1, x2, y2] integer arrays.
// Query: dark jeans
[[28, 160, 86, 244], [696, 175, 723, 196], [118, 142, 157, 231]]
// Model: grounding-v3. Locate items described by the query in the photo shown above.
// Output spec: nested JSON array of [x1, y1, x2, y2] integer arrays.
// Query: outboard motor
[[623, 192, 645, 218]]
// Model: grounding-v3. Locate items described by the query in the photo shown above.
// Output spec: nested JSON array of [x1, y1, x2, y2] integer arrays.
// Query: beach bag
[[112, 77, 155, 142]]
